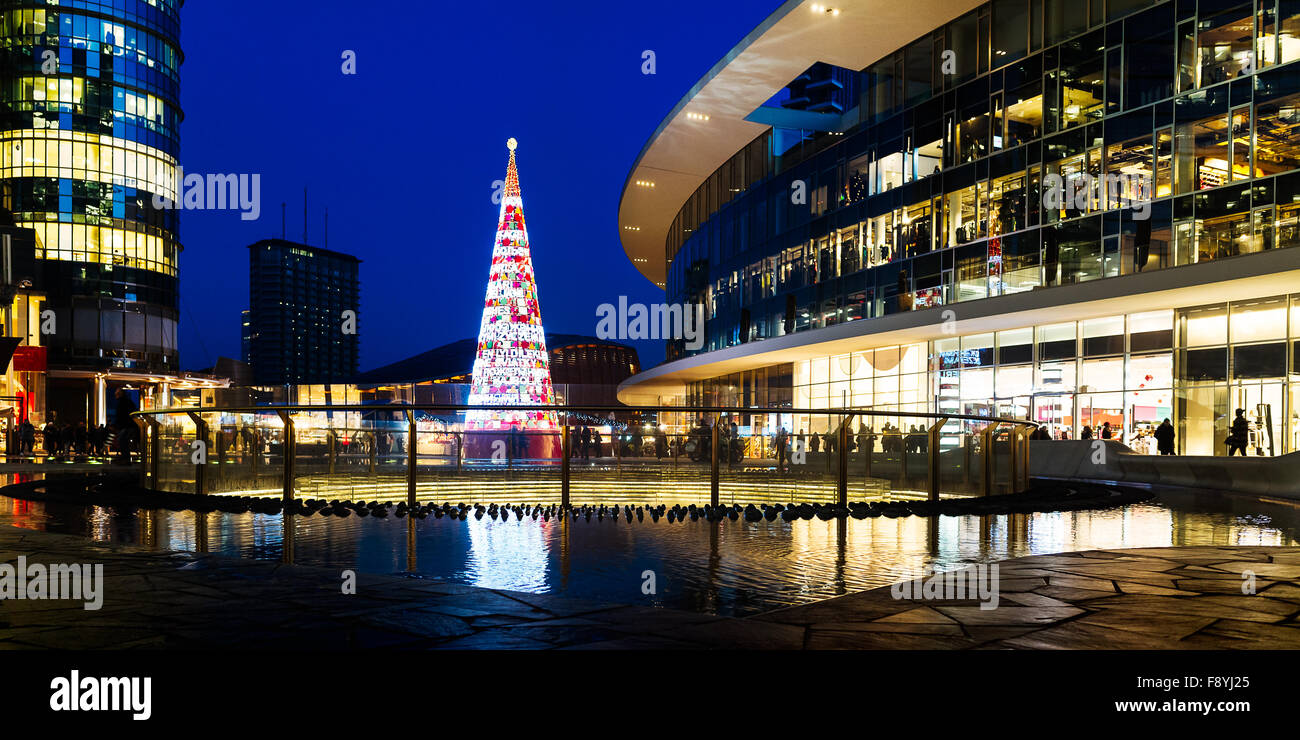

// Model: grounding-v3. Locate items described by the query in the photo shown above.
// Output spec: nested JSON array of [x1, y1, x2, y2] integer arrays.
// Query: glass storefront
[[688, 295, 1300, 456]]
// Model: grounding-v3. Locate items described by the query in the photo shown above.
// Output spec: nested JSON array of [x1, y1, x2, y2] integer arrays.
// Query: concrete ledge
[[1029, 441, 1300, 499]]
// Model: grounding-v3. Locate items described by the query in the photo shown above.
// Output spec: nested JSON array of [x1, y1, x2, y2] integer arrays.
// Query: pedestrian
[[1227, 409, 1250, 456], [113, 388, 138, 463], [630, 427, 643, 457], [580, 425, 591, 460], [774, 426, 788, 472], [510, 426, 525, 460], [1154, 418, 1176, 455], [1081, 425, 1093, 440], [19, 419, 35, 456], [1100, 421, 1112, 440]]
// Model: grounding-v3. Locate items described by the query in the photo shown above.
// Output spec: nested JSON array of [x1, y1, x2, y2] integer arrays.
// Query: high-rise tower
[[245, 239, 360, 386], [0, 1, 195, 421]]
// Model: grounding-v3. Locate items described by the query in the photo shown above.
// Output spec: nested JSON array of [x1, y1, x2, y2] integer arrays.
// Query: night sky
[[175, 0, 780, 374]]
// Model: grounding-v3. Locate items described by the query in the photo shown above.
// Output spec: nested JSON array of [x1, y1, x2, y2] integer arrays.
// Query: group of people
[[685, 418, 746, 463], [31, 418, 115, 458], [566, 408, 1262, 466], [12, 388, 139, 463], [783, 423, 927, 456], [568, 425, 605, 460], [770, 422, 936, 470], [1079, 421, 1116, 441], [1037, 412, 1258, 457], [565, 424, 680, 460]]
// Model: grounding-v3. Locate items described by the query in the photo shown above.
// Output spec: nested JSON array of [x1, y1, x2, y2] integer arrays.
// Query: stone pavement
[[1, 524, 1297, 649], [754, 546, 1300, 649]]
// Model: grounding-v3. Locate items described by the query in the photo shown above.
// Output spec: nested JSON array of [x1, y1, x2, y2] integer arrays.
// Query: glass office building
[[617, 0, 1300, 456], [0, 1, 191, 422], [245, 239, 360, 387]]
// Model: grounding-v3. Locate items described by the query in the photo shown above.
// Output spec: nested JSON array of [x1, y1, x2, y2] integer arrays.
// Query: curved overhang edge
[[617, 0, 806, 288]]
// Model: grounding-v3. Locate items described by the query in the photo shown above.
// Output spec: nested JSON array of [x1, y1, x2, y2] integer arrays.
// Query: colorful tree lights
[[466, 139, 558, 431]]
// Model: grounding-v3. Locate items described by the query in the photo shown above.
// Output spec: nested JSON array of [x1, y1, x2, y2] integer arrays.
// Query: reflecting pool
[[2, 477, 1297, 616]]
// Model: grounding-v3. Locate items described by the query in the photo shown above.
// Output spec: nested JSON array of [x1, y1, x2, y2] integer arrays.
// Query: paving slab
[[2, 525, 1298, 649]]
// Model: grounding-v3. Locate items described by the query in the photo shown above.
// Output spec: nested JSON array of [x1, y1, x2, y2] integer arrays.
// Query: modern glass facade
[[690, 294, 1300, 455], [667, 0, 1300, 355], [0, 1, 182, 377], [639, 0, 1300, 456]]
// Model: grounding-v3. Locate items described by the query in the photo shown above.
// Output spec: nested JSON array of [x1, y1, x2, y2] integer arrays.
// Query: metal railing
[[134, 404, 1036, 506]]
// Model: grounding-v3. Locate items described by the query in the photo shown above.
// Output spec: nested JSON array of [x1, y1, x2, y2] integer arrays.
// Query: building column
[[92, 375, 107, 426], [158, 382, 172, 409]]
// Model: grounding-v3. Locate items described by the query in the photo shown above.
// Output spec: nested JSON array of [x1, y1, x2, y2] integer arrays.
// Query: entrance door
[[1177, 383, 1227, 456], [1033, 393, 1075, 439], [1231, 380, 1284, 456], [1078, 392, 1124, 443]]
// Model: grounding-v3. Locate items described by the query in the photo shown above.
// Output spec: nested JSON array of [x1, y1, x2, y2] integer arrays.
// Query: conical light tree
[[465, 138, 558, 431]]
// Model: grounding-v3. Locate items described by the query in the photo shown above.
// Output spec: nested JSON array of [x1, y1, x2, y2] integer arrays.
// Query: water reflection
[[2, 480, 1297, 616], [464, 515, 552, 592]]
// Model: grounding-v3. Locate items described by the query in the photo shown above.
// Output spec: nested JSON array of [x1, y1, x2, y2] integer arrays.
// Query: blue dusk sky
[[175, 0, 782, 373]]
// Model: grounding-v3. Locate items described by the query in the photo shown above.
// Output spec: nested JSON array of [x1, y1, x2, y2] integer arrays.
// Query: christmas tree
[[466, 138, 559, 431]]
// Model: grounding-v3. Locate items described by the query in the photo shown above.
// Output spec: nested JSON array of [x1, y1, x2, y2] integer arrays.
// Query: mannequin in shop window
[[1043, 227, 1059, 286], [897, 269, 914, 311], [1134, 220, 1151, 272]]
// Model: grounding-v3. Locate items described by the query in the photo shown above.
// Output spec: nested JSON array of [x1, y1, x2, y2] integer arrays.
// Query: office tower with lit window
[[245, 239, 360, 386], [0, 1, 200, 423]]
